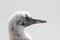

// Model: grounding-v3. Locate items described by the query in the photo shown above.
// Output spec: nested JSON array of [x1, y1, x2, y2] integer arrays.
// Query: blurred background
[[0, 0, 60, 40]]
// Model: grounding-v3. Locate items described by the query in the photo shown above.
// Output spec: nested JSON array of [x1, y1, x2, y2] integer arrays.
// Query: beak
[[31, 18, 47, 24]]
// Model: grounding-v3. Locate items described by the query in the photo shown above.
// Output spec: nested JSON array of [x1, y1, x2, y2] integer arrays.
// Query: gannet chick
[[8, 11, 47, 40]]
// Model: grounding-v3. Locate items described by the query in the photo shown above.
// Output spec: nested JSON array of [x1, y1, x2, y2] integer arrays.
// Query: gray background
[[0, 0, 60, 40]]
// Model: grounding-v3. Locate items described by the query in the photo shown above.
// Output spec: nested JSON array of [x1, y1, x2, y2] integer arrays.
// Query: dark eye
[[22, 22, 24, 25]]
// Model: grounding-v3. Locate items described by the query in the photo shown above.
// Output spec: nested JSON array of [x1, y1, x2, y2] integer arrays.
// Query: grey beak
[[31, 18, 47, 24], [25, 15, 47, 26]]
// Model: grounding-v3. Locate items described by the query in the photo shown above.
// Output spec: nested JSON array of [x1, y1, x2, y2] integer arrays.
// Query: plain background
[[0, 0, 60, 40]]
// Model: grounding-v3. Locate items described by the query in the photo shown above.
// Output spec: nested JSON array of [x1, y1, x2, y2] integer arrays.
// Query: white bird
[[8, 11, 47, 40]]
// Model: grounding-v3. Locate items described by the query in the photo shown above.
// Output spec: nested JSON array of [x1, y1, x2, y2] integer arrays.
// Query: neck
[[9, 24, 30, 40], [9, 22, 26, 40], [9, 21, 32, 40]]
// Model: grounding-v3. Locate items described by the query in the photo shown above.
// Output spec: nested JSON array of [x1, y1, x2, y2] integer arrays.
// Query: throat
[[17, 26, 25, 39], [9, 26, 26, 40]]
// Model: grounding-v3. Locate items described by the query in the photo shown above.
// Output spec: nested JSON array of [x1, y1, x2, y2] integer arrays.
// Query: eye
[[22, 22, 24, 25]]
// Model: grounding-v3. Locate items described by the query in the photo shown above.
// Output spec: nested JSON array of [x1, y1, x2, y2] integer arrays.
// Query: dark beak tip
[[44, 21, 47, 23], [40, 20, 47, 23]]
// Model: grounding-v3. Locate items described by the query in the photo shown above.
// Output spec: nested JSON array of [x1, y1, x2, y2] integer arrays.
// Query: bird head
[[9, 11, 47, 28]]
